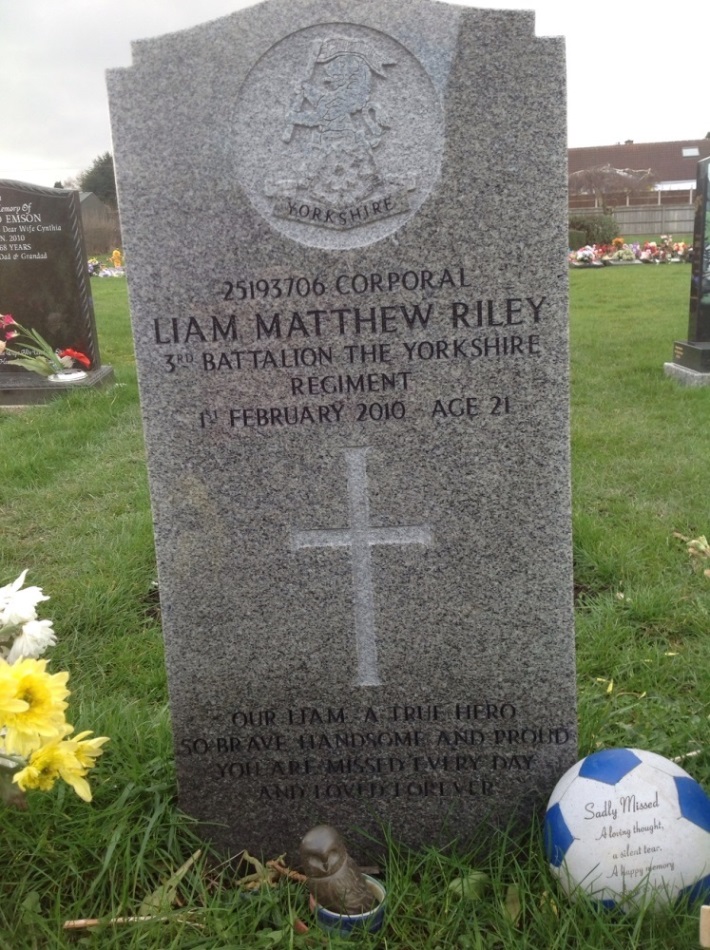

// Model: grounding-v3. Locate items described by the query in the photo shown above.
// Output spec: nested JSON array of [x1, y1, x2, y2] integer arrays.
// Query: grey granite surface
[[664, 362, 710, 386], [108, 0, 576, 861], [0, 366, 115, 406]]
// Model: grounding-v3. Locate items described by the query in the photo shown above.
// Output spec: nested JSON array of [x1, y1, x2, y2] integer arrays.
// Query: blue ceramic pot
[[311, 875, 386, 937]]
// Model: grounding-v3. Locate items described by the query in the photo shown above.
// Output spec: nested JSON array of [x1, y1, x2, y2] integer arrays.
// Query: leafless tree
[[568, 164, 656, 210]]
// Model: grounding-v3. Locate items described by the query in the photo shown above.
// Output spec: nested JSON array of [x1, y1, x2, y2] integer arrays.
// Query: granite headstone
[[0, 180, 114, 405], [665, 156, 710, 384], [108, 0, 576, 859]]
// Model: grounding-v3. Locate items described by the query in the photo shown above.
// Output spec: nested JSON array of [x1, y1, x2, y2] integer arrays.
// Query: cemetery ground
[[0, 266, 709, 948]]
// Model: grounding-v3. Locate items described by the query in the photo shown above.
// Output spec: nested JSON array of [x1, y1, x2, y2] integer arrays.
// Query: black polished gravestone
[[665, 157, 710, 384], [0, 180, 114, 405]]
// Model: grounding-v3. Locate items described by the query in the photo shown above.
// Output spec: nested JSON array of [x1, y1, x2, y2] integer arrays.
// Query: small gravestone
[[665, 156, 710, 384], [0, 180, 114, 405], [107, 0, 577, 860]]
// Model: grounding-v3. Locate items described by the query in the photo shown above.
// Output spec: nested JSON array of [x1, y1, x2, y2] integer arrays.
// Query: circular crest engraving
[[233, 24, 443, 249]]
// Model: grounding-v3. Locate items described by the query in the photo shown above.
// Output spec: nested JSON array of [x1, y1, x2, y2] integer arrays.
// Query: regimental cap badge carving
[[234, 24, 443, 249], [268, 35, 414, 230]]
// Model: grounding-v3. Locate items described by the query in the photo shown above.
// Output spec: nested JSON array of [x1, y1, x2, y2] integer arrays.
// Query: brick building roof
[[568, 140, 710, 187]]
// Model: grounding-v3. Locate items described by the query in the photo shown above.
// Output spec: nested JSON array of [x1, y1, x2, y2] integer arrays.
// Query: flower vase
[[48, 369, 88, 382], [0, 765, 28, 810]]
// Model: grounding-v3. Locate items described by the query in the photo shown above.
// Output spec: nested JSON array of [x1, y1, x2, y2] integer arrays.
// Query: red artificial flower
[[59, 348, 91, 368], [0, 315, 18, 341]]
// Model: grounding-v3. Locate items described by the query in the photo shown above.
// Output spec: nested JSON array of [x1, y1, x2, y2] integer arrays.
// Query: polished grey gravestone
[[664, 156, 710, 385], [107, 0, 576, 860], [0, 181, 114, 405]]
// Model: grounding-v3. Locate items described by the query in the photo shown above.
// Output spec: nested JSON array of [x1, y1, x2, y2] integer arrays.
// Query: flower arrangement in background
[[639, 241, 659, 262], [0, 314, 91, 377], [611, 243, 638, 262], [569, 235, 692, 265], [0, 570, 108, 807], [60, 347, 91, 368], [574, 245, 596, 263], [674, 241, 691, 261], [87, 254, 125, 277]]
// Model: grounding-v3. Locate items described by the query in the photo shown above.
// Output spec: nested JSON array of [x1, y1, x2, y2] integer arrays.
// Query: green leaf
[[4, 353, 55, 376], [447, 869, 489, 900], [258, 931, 285, 947], [503, 883, 521, 924], [21, 892, 41, 915], [137, 848, 201, 916]]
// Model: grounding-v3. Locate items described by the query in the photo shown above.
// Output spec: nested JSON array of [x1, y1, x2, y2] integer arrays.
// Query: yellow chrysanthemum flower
[[1, 657, 69, 757], [13, 728, 109, 802], [68, 730, 110, 770], [13, 734, 89, 799], [0, 660, 30, 722]]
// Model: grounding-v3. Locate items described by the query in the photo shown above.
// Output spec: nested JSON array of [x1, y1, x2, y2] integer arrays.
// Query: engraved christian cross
[[290, 447, 432, 687]]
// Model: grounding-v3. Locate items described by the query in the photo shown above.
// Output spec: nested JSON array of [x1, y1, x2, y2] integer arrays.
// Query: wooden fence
[[80, 204, 122, 254], [570, 203, 695, 237], [569, 192, 696, 237]]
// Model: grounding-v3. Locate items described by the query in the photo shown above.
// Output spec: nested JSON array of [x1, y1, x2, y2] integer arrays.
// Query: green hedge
[[569, 213, 619, 246]]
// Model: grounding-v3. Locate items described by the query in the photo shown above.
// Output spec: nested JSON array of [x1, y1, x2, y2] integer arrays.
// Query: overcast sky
[[1, 0, 706, 187]]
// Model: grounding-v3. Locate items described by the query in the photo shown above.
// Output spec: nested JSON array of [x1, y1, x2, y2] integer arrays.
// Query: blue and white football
[[544, 748, 710, 912]]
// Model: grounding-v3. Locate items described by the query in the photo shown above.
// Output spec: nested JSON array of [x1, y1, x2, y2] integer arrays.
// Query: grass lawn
[[0, 267, 708, 947]]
